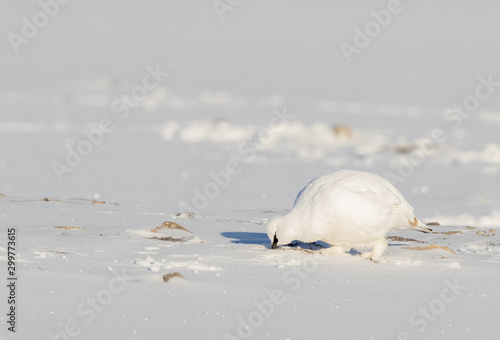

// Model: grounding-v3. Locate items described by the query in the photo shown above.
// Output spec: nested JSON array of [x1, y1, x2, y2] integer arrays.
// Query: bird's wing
[[341, 174, 403, 207]]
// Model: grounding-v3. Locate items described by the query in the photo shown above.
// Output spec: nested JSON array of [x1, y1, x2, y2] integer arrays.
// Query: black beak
[[272, 234, 278, 249]]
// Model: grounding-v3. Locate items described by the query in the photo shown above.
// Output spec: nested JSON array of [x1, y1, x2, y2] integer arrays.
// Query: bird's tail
[[410, 217, 432, 233]]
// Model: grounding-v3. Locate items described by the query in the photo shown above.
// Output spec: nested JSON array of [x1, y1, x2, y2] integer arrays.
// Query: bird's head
[[267, 216, 294, 249]]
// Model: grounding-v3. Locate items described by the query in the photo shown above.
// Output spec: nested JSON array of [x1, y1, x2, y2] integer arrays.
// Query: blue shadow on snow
[[221, 232, 269, 245]]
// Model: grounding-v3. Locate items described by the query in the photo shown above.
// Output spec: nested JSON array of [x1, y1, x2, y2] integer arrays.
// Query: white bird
[[267, 170, 431, 258]]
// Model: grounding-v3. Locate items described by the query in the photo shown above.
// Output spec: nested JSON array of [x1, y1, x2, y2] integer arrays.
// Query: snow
[[2, 200, 499, 339], [1, 1, 500, 339]]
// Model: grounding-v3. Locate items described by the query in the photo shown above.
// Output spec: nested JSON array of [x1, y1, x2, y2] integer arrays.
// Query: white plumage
[[267, 170, 431, 258]]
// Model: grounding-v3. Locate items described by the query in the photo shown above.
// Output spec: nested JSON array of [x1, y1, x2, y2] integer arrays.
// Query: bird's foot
[[361, 238, 388, 259], [360, 252, 382, 264]]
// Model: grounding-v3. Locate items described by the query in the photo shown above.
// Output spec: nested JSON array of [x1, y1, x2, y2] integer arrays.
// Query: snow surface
[[1, 1, 500, 339]]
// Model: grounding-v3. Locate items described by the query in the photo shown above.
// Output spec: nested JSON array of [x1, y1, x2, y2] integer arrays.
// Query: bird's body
[[267, 170, 431, 258]]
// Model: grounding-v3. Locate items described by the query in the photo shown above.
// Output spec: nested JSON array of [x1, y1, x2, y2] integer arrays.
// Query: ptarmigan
[[267, 170, 431, 258]]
